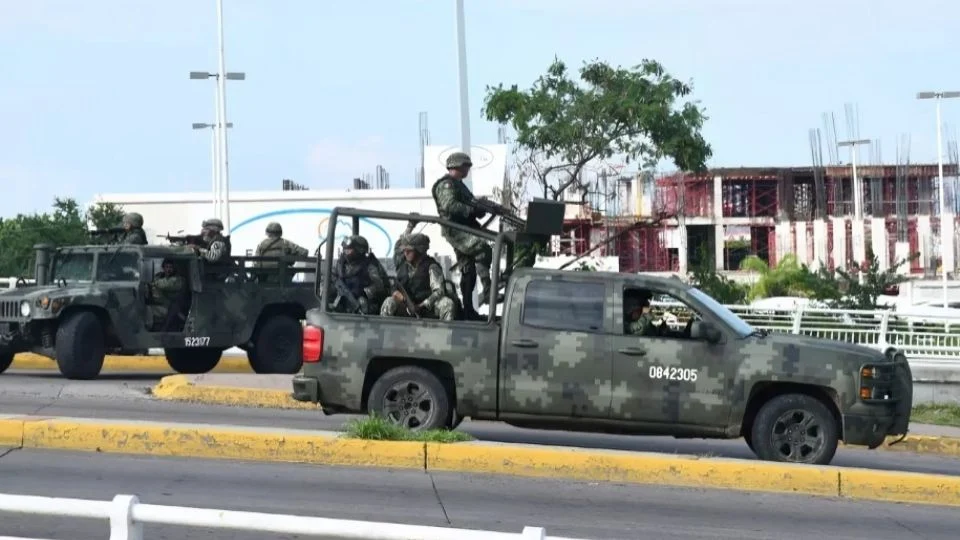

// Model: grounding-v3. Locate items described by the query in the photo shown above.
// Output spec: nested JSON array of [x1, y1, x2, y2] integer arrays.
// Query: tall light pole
[[189, 70, 244, 226], [455, 0, 471, 165], [192, 122, 233, 218], [837, 138, 872, 220], [917, 90, 960, 306]]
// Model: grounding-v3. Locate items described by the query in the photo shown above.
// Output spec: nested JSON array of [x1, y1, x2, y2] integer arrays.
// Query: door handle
[[511, 339, 539, 348], [618, 347, 647, 356]]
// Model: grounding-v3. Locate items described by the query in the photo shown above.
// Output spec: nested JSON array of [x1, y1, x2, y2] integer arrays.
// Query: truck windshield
[[687, 287, 755, 337], [51, 253, 94, 283]]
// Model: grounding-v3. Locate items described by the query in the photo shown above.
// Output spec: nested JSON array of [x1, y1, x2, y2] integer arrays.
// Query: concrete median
[[150, 374, 960, 460], [0, 413, 957, 508], [11, 353, 253, 373]]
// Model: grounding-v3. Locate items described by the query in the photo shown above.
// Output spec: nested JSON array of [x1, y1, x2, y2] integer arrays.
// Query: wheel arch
[[740, 381, 843, 440], [361, 356, 457, 412]]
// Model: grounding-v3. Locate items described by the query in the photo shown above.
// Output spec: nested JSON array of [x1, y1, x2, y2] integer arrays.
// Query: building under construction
[[559, 162, 960, 276]]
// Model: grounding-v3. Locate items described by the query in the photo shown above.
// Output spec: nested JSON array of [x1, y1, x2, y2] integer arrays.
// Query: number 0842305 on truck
[[293, 205, 913, 466]]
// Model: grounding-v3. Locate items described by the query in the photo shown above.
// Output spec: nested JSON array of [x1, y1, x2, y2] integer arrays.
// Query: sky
[[1, 0, 959, 218]]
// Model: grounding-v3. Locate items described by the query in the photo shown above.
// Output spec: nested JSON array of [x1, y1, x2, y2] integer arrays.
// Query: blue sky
[[1, 0, 958, 218]]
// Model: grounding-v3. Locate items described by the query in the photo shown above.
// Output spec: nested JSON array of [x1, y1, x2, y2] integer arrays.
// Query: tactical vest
[[337, 255, 372, 298], [431, 176, 474, 227], [396, 256, 438, 304]]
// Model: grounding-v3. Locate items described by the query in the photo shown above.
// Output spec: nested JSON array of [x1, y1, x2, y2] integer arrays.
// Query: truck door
[[499, 275, 612, 420], [610, 284, 731, 428]]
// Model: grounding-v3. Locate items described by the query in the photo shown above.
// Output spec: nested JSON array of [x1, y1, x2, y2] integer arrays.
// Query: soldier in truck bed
[[381, 233, 457, 320], [330, 235, 388, 314], [254, 222, 309, 283], [120, 212, 148, 245]]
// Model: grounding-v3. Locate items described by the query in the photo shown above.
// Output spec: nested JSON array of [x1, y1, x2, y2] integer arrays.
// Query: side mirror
[[691, 320, 721, 343]]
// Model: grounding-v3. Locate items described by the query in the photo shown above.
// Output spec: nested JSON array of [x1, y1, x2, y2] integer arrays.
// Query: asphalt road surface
[[2, 370, 960, 477], [1, 447, 958, 540]]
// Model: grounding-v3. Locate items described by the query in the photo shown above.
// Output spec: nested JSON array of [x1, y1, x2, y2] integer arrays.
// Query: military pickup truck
[[0, 243, 319, 379], [292, 206, 913, 465]]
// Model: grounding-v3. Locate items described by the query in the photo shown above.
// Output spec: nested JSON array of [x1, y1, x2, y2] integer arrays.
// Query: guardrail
[[0, 492, 587, 540], [650, 302, 960, 362]]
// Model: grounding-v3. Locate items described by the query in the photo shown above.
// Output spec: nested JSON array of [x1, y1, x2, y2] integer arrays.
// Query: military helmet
[[408, 233, 430, 254], [445, 151, 472, 169], [341, 235, 369, 254], [122, 212, 143, 228], [202, 217, 224, 231], [265, 222, 282, 235]]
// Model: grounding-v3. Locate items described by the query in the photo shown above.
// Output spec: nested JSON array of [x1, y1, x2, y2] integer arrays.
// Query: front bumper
[[842, 413, 897, 449]]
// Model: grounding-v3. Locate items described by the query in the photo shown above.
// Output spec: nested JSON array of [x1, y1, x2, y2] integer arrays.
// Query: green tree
[[87, 201, 126, 230], [738, 254, 824, 301], [825, 250, 916, 310], [483, 56, 712, 266], [687, 245, 749, 304], [0, 198, 126, 277]]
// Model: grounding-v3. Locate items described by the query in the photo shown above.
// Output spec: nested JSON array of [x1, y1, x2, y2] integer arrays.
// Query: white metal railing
[[0, 492, 588, 540], [650, 301, 960, 362]]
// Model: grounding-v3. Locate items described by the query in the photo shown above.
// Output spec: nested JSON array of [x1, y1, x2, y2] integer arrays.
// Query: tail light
[[303, 325, 324, 363]]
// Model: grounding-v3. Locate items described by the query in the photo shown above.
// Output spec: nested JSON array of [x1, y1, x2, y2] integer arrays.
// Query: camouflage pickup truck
[[292, 207, 913, 465], [0, 243, 319, 379]]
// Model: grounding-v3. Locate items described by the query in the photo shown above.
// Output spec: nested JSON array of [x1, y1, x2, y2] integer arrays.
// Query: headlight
[[19, 301, 31, 317]]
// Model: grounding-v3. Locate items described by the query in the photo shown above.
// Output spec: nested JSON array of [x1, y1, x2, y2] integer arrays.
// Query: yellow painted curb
[[151, 375, 315, 410], [18, 416, 425, 470], [1, 414, 959, 507], [878, 434, 960, 458], [12, 353, 253, 373], [425, 441, 839, 497]]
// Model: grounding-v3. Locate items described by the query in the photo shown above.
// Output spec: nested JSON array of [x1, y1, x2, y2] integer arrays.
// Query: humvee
[[0, 243, 319, 379], [292, 206, 913, 466]]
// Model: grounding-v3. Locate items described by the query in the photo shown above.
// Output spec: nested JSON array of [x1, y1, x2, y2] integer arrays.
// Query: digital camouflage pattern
[[381, 233, 456, 320], [0, 243, 318, 378], [296, 266, 912, 454]]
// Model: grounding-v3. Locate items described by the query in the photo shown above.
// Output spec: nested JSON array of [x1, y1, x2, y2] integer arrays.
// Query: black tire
[[248, 314, 303, 374], [164, 347, 222, 374], [0, 348, 14, 374], [750, 393, 839, 465], [55, 311, 106, 380], [367, 365, 452, 431]]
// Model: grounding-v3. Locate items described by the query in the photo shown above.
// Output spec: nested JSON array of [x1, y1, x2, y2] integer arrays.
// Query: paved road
[[2, 370, 960, 477], [0, 447, 957, 540]]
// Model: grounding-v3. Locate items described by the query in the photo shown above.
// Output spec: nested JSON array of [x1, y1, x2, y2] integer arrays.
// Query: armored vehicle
[[0, 243, 319, 379], [292, 206, 913, 466]]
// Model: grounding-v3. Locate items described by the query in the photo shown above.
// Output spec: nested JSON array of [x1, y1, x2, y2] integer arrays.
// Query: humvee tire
[[247, 314, 303, 374], [0, 348, 14, 374], [164, 347, 222, 374], [55, 311, 106, 380]]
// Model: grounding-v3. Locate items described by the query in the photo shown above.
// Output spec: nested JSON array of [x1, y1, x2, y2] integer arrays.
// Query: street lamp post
[[837, 138, 871, 279], [455, 0, 471, 183], [189, 70, 244, 227], [917, 90, 960, 306], [192, 122, 234, 219]]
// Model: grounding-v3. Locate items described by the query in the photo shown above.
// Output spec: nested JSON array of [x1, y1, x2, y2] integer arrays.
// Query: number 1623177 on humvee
[[293, 204, 913, 466]]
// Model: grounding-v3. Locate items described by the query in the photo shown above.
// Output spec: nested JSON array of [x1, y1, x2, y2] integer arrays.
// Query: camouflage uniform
[[331, 235, 388, 314], [431, 151, 492, 317], [121, 213, 148, 245], [381, 233, 456, 320], [197, 218, 231, 264], [627, 311, 656, 336], [149, 260, 186, 330], [255, 222, 309, 283]]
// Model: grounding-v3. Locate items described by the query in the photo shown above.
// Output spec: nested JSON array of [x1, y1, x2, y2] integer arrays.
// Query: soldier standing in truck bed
[[121, 213, 148, 245], [431, 151, 492, 320], [255, 222, 309, 283]]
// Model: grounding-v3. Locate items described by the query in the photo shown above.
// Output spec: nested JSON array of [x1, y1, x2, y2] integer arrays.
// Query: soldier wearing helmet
[[120, 212, 148, 245], [381, 233, 456, 321], [254, 221, 309, 282], [148, 258, 186, 331], [431, 150, 493, 320], [330, 235, 388, 314]]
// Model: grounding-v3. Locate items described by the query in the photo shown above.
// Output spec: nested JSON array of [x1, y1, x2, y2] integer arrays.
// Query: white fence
[[0, 492, 587, 540]]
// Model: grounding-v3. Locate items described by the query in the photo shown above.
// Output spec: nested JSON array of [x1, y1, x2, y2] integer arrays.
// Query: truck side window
[[522, 279, 604, 332]]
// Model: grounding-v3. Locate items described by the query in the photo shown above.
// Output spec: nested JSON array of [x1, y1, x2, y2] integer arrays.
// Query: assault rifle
[[467, 196, 525, 230], [157, 233, 206, 246], [332, 278, 365, 314], [391, 278, 421, 319], [87, 227, 126, 244]]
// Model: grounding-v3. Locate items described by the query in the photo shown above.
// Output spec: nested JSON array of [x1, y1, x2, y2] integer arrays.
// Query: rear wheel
[[55, 311, 105, 380], [367, 366, 452, 431], [0, 348, 14, 374], [750, 393, 839, 465], [164, 347, 222, 374], [248, 314, 303, 374]]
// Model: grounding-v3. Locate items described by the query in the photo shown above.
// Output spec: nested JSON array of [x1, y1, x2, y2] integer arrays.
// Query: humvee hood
[[0, 284, 96, 301]]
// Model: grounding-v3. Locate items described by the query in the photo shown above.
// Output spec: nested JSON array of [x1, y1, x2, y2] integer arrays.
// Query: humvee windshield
[[50, 251, 141, 283], [52, 252, 94, 283]]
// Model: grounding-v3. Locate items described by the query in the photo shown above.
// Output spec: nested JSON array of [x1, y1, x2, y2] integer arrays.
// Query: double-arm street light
[[917, 90, 960, 305]]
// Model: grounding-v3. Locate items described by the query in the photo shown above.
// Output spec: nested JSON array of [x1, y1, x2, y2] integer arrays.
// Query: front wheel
[[55, 311, 106, 380], [750, 393, 839, 465], [0, 348, 14, 374], [164, 347, 222, 374], [367, 366, 452, 431]]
